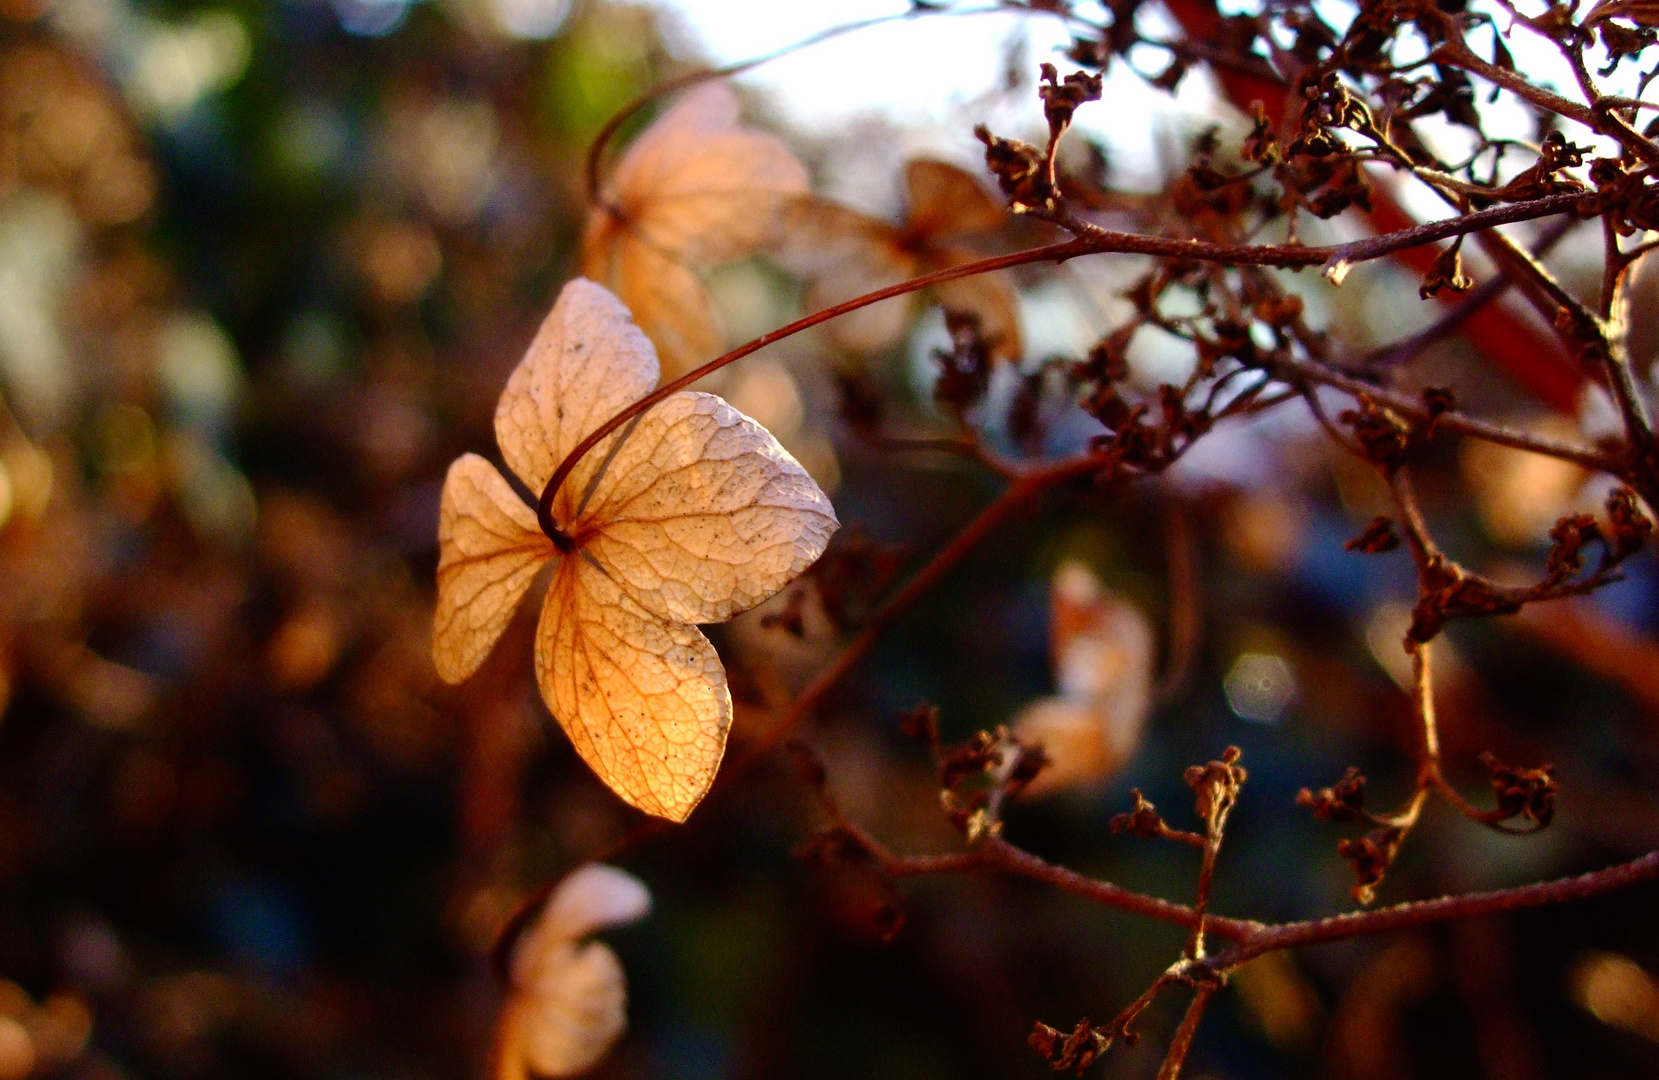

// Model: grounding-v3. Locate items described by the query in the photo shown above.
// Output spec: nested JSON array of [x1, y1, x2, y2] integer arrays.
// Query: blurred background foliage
[[0, 1, 1656, 1079]]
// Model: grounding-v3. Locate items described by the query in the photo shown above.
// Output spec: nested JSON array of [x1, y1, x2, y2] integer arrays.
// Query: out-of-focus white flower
[[495, 865, 651, 1080], [1012, 561, 1154, 796]]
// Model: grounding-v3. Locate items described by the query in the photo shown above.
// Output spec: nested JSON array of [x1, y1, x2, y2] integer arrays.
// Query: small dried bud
[[1605, 486, 1653, 559], [1420, 244, 1473, 298], [975, 124, 1050, 208], [934, 311, 994, 415], [940, 729, 1001, 790], [1038, 63, 1104, 140], [1082, 383, 1134, 430], [1480, 752, 1558, 827], [1081, 325, 1134, 383], [1303, 157, 1372, 218], [1314, 73, 1374, 132], [1185, 746, 1246, 831], [940, 787, 994, 837], [1345, 516, 1401, 554], [1590, 156, 1626, 187], [963, 806, 999, 843], [1546, 513, 1601, 579], [1030, 1019, 1110, 1073], [1242, 102, 1281, 165], [1007, 373, 1042, 449], [1598, 20, 1658, 71], [1109, 789, 1169, 838], [1003, 736, 1052, 798], [1292, 127, 1342, 159], [1499, 131, 1592, 201], [1337, 825, 1406, 904], [1539, 130, 1590, 170], [1339, 395, 1414, 469], [805, 528, 906, 634], [1296, 767, 1370, 822]]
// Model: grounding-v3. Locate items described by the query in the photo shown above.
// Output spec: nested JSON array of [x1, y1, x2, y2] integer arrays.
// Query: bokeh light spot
[[1223, 652, 1296, 724]]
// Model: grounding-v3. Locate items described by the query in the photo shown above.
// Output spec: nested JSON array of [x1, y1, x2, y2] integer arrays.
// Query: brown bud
[[1296, 766, 1370, 822], [1038, 63, 1104, 139], [1605, 486, 1653, 559], [1030, 1019, 1110, 1073], [1480, 752, 1557, 827], [1337, 824, 1406, 904], [1345, 516, 1401, 554], [1545, 513, 1601, 579], [1419, 245, 1473, 298], [975, 125, 1050, 208], [1109, 789, 1169, 838], [1339, 395, 1414, 469]]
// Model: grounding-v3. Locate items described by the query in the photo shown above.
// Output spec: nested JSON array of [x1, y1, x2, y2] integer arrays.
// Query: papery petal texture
[[494, 278, 658, 511], [577, 391, 838, 626], [609, 82, 809, 264], [433, 453, 555, 684], [537, 560, 731, 822], [581, 81, 809, 379]]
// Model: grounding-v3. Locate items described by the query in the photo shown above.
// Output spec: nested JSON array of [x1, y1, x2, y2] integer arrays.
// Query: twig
[[1154, 984, 1217, 1080], [1363, 215, 1579, 369], [536, 189, 1603, 537], [1280, 353, 1619, 471], [1210, 848, 1659, 969]]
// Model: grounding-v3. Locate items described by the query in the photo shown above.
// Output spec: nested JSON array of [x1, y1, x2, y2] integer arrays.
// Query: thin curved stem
[[582, 4, 1010, 202], [537, 189, 1603, 533]]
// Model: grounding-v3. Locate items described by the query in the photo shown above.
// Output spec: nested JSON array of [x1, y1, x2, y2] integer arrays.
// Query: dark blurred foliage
[[0, 2, 1655, 1080]]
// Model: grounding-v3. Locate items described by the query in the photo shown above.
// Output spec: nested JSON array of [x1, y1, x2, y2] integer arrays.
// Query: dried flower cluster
[[448, 0, 1659, 1070]]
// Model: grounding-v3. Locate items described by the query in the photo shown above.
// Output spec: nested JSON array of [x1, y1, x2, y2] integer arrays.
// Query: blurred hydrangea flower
[[495, 864, 651, 1080]]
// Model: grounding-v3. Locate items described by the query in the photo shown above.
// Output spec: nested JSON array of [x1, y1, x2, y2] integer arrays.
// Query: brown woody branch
[[1211, 847, 1659, 969], [821, 801, 1659, 974], [537, 190, 1603, 537]]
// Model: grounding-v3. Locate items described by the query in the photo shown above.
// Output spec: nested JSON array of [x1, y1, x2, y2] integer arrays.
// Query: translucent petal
[[583, 230, 725, 382], [527, 864, 651, 956], [432, 453, 554, 684], [904, 158, 1005, 240], [607, 81, 809, 264], [493, 278, 658, 519], [930, 246, 1024, 364], [576, 391, 838, 626], [772, 196, 916, 354], [499, 940, 627, 1078], [537, 560, 731, 822], [578, 82, 807, 380]]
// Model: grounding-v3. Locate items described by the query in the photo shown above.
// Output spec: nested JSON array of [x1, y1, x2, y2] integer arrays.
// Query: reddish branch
[[821, 800, 1659, 975], [1215, 847, 1659, 967], [536, 9, 1659, 1075], [537, 188, 1604, 541]]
